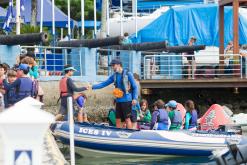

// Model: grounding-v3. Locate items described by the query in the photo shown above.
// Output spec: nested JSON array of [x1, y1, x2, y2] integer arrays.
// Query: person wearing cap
[[56, 64, 89, 121], [184, 36, 197, 79], [92, 58, 138, 129], [166, 100, 182, 131], [150, 99, 169, 130], [3, 64, 35, 104]]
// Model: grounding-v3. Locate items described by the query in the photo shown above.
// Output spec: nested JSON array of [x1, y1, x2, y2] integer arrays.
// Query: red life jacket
[[59, 77, 68, 97]]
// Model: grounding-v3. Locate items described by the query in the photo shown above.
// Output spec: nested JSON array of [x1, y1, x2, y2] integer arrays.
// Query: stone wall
[[40, 81, 115, 122]]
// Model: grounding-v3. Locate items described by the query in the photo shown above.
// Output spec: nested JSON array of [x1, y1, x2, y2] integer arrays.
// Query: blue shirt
[[92, 71, 138, 103]]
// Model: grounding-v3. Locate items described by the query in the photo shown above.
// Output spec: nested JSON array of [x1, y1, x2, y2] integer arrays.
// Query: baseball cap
[[17, 63, 29, 71], [165, 100, 177, 108], [110, 59, 122, 66]]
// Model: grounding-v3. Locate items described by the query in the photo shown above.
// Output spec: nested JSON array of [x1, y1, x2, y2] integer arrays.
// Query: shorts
[[116, 101, 132, 121], [131, 110, 138, 122], [59, 97, 68, 115], [186, 56, 195, 61]]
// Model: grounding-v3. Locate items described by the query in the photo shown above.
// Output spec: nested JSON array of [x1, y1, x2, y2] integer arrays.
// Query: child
[[184, 100, 198, 131], [108, 100, 116, 126], [166, 100, 182, 131], [139, 99, 151, 123], [151, 99, 169, 130], [131, 102, 141, 129], [5, 70, 17, 107], [74, 93, 88, 122]]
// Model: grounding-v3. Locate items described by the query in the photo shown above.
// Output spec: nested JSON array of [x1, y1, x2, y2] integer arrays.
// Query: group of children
[[108, 98, 198, 131], [0, 54, 42, 110]]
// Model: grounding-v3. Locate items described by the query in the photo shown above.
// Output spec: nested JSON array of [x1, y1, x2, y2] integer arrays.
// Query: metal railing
[[142, 53, 245, 80], [21, 46, 84, 77]]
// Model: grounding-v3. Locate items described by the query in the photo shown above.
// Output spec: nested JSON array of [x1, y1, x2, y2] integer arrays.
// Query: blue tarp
[[110, 0, 203, 11], [77, 21, 101, 29], [137, 0, 203, 11], [133, 4, 247, 47], [21, 0, 76, 28]]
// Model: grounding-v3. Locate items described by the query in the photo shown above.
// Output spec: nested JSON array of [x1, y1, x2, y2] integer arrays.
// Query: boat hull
[[54, 122, 245, 157]]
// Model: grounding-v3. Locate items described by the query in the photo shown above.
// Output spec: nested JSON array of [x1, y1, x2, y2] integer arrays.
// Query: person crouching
[[151, 99, 169, 130]]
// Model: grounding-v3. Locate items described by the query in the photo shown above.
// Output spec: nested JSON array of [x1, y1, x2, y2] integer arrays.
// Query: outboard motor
[[213, 143, 247, 165]]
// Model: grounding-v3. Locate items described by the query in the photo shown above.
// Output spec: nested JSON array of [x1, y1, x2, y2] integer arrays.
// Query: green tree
[[55, 0, 101, 21]]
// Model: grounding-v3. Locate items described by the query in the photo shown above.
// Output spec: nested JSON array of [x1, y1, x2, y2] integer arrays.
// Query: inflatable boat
[[53, 122, 247, 157]]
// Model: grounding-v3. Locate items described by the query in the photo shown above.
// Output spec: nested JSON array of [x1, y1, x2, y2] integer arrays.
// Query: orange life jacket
[[59, 77, 68, 97]]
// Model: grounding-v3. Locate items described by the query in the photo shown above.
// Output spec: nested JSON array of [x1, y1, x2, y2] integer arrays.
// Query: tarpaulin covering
[[133, 4, 247, 47], [137, 0, 203, 11], [111, 0, 203, 10], [21, 0, 76, 28], [77, 21, 101, 29], [199, 104, 233, 131]]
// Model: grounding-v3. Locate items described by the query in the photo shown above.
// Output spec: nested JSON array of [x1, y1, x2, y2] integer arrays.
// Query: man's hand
[[132, 99, 137, 105]]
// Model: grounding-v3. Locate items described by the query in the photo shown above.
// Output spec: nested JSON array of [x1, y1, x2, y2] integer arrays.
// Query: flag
[[3, 0, 14, 32], [20, 0, 25, 11]]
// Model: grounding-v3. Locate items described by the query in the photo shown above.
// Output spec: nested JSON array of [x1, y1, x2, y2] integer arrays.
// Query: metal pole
[[52, 0, 55, 46], [67, 96, 75, 165], [135, 0, 137, 38], [106, 0, 110, 36], [40, 0, 44, 33], [94, 0, 97, 38], [44, 49, 47, 76], [120, 0, 123, 36], [68, 0, 71, 39], [79, 48, 83, 77], [16, 0, 21, 34], [81, 0, 85, 37]]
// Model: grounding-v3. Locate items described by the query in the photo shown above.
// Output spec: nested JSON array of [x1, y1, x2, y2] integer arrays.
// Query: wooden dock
[[140, 78, 247, 89]]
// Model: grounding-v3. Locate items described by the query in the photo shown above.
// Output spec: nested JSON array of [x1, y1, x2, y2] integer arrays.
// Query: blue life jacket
[[154, 109, 169, 130], [171, 110, 182, 125], [157, 109, 169, 125], [16, 77, 33, 101], [189, 110, 198, 128], [114, 69, 131, 94], [7, 87, 17, 105]]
